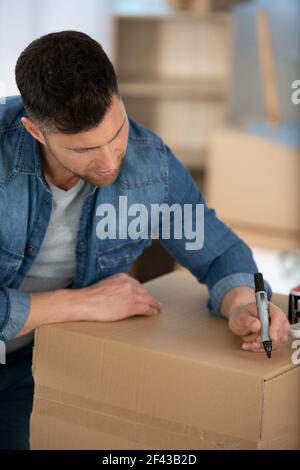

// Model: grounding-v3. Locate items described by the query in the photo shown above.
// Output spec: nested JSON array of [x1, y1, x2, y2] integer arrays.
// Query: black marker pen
[[254, 272, 272, 358]]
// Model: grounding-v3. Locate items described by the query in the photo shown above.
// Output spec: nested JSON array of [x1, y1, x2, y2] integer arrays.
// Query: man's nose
[[96, 146, 116, 171]]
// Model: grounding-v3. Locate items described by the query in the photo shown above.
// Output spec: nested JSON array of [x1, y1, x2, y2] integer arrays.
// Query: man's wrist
[[33, 287, 87, 325], [219, 285, 256, 319], [57, 287, 88, 322]]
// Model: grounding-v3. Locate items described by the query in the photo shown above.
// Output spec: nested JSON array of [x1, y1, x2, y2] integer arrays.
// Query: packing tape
[[32, 384, 257, 450]]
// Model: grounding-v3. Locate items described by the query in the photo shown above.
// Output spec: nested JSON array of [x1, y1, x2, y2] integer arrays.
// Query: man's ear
[[21, 117, 46, 145]]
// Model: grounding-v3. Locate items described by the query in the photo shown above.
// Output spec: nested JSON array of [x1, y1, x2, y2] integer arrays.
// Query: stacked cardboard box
[[30, 271, 300, 449], [206, 128, 300, 250]]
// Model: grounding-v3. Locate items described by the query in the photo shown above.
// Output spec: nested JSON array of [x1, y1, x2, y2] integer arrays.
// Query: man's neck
[[38, 142, 80, 191]]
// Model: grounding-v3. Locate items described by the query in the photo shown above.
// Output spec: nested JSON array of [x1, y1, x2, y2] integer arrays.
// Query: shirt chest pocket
[[0, 245, 23, 286], [96, 238, 151, 276]]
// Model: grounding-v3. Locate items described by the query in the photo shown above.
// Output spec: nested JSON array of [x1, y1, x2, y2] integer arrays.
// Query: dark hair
[[15, 30, 119, 134]]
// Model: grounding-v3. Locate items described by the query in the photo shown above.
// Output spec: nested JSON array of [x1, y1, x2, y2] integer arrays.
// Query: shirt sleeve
[[158, 143, 273, 316], [0, 288, 31, 341]]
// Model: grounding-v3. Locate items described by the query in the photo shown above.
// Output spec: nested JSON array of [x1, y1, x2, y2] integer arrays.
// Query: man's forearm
[[15, 288, 84, 337], [14, 272, 161, 339], [14, 284, 258, 337], [219, 286, 256, 319]]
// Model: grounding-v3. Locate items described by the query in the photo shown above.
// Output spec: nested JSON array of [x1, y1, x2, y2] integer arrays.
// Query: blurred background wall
[[0, 0, 113, 96]]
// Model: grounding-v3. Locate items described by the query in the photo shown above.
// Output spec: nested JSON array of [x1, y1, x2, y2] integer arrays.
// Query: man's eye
[[74, 149, 88, 154]]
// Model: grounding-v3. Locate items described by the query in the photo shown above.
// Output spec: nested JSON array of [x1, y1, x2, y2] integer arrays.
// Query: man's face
[[40, 95, 129, 186]]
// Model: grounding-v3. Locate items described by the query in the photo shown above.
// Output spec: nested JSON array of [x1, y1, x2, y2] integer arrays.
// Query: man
[[0, 31, 290, 449]]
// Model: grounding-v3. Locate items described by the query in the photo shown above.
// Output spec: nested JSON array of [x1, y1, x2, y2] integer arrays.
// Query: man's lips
[[94, 168, 117, 176]]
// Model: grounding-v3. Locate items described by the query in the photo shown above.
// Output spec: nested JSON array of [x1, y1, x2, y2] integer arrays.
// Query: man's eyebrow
[[65, 117, 126, 151]]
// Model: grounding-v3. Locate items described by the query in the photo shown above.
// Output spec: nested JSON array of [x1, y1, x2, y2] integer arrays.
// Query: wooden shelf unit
[[112, 11, 234, 170]]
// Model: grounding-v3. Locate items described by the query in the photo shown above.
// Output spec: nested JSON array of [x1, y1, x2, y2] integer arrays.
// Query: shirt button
[[27, 244, 35, 252], [43, 198, 49, 205]]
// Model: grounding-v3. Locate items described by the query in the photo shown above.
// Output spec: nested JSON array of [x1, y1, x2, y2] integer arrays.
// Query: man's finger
[[243, 336, 285, 352], [135, 295, 161, 311], [244, 302, 264, 319], [133, 303, 160, 317], [269, 306, 289, 342], [242, 342, 265, 352], [241, 332, 259, 342], [282, 333, 289, 344], [245, 316, 261, 334], [229, 308, 261, 337]]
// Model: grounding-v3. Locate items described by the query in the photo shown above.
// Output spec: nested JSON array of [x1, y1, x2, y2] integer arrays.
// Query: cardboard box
[[30, 271, 300, 450], [206, 128, 300, 250]]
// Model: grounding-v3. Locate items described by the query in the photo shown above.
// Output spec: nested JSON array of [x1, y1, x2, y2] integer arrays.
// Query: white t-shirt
[[6, 178, 90, 353]]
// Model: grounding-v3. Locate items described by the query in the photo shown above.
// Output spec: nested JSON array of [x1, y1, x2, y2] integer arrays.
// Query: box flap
[[38, 271, 297, 379]]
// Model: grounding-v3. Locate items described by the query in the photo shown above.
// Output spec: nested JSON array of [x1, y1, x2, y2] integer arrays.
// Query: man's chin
[[84, 170, 120, 187]]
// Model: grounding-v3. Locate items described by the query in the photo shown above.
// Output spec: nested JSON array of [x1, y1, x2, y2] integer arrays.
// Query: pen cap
[[254, 272, 265, 292]]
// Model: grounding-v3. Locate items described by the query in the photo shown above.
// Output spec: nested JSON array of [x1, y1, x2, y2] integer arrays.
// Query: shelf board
[[114, 12, 231, 24], [119, 78, 229, 100]]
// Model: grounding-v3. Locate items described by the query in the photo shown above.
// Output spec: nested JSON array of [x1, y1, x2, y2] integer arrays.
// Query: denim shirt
[[0, 96, 271, 342]]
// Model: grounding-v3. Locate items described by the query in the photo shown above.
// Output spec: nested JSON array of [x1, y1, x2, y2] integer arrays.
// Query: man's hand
[[78, 272, 161, 322], [15, 272, 161, 339], [228, 301, 290, 352], [220, 285, 290, 353]]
